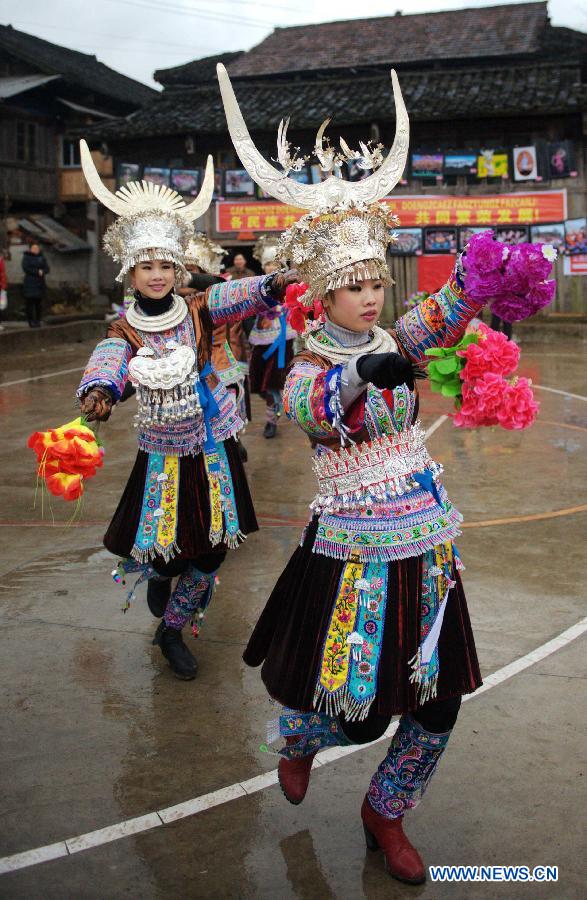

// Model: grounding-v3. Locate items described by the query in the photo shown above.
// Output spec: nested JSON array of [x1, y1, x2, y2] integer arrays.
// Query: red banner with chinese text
[[215, 191, 567, 233]]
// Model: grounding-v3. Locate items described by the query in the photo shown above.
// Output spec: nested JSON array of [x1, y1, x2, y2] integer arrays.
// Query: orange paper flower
[[27, 417, 104, 503]]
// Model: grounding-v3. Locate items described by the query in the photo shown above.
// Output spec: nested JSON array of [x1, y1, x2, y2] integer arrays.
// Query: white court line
[[534, 384, 587, 403], [424, 414, 448, 438], [0, 367, 83, 389], [1, 615, 585, 875]]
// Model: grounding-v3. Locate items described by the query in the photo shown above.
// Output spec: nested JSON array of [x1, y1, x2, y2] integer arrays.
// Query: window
[[61, 138, 81, 168], [16, 121, 37, 163]]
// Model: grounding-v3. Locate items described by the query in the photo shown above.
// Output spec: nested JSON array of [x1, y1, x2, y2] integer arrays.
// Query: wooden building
[[90, 2, 587, 317], [0, 24, 155, 307]]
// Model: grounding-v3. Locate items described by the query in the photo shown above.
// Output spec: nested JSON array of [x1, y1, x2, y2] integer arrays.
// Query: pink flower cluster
[[453, 325, 539, 430], [464, 232, 556, 323]]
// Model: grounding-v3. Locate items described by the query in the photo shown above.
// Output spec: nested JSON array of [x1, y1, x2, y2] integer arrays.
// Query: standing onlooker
[[0, 250, 7, 331], [22, 242, 50, 328], [226, 252, 255, 280]]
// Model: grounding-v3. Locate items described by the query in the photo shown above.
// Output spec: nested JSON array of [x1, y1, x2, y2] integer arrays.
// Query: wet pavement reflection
[[0, 337, 585, 898]]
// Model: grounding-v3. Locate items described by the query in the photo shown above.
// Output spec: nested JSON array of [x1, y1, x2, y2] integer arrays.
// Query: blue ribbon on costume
[[261, 312, 287, 369], [196, 362, 221, 470], [414, 468, 444, 509]]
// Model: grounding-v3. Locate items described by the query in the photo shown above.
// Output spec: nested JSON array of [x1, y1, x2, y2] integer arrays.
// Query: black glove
[[356, 352, 427, 391], [189, 272, 224, 290], [266, 269, 300, 299]]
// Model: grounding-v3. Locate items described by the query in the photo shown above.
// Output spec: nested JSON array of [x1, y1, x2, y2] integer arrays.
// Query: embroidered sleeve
[[206, 275, 278, 326], [394, 262, 484, 362], [77, 337, 132, 402], [284, 360, 363, 442]]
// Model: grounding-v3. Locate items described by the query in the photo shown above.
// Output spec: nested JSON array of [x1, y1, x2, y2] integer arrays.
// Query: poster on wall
[[459, 226, 492, 250], [170, 169, 200, 196], [424, 227, 457, 253], [530, 223, 565, 251], [564, 218, 587, 255], [477, 149, 508, 178], [444, 152, 477, 176], [411, 153, 443, 178], [388, 228, 422, 255], [563, 254, 587, 275], [547, 141, 573, 179], [224, 169, 255, 197], [118, 162, 141, 187], [494, 226, 528, 245], [513, 146, 538, 182], [213, 171, 224, 200], [143, 167, 170, 187]]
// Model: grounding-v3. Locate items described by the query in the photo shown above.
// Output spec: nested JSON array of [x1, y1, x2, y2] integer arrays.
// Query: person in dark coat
[[21, 243, 49, 328]]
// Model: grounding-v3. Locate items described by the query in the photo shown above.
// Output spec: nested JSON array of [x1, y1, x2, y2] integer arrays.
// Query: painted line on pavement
[[0, 615, 585, 875], [0, 367, 83, 389], [534, 384, 587, 402]]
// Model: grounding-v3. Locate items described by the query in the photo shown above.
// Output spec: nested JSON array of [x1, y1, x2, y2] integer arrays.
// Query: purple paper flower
[[464, 232, 505, 275]]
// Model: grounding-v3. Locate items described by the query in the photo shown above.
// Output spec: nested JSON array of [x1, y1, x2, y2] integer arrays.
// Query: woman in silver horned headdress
[[76, 144, 295, 681], [217, 64, 485, 885]]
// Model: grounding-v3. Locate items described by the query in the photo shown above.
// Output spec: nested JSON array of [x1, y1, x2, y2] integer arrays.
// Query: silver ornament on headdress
[[216, 63, 409, 212], [79, 140, 215, 282]]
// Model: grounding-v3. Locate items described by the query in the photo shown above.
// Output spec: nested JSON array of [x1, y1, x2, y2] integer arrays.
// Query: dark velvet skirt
[[243, 517, 482, 718], [104, 437, 258, 561], [248, 341, 294, 395]]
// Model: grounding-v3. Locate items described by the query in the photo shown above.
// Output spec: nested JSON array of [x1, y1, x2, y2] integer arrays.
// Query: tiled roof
[[228, 2, 549, 78], [0, 24, 156, 108], [155, 52, 244, 88], [90, 62, 585, 141]]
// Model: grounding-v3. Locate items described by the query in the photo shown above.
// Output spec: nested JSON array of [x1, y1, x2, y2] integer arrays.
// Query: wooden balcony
[[0, 163, 58, 203], [59, 152, 114, 202]]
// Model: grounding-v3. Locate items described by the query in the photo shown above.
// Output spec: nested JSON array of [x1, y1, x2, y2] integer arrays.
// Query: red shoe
[[361, 795, 425, 885], [277, 752, 317, 805]]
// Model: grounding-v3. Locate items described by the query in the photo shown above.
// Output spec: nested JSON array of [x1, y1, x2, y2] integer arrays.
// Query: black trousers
[[490, 312, 512, 340], [413, 694, 461, 733], [25, 297, 42, 325]]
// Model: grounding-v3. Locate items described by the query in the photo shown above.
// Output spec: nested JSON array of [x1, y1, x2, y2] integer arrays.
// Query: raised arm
[[204, 270, 299, 327], [394, 262, 483, 362]]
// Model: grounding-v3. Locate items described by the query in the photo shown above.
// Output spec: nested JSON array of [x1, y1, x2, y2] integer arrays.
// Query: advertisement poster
[[411, 153, 444, 178], [565, 218, 587, 255], [548, 141, 573, 179], [224, 169, 255, 197], [494, 226, 528, 245], [459, 226, 492, 250], [513, 146, 538, 182], [388, 228, 422, 255], [118, 162, 140, 187], [170, 169, 200, 196], [444, 153, 477, 176], [143, 167, 170, 187], [530, 223, 565, 251], [563, 254, 587, 275], [478, 149, 509, 178], [424, 227, 457, 253]]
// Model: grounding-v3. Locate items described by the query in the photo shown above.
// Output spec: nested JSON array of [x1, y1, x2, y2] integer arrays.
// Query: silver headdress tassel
[[216, 64, 408, 303], [79, 140, 215, 282]]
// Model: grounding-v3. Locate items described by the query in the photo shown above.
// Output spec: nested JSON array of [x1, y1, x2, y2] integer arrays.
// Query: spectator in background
[[22, 242, 50, 328], [0, 250, 7, 331], [226, 252, 255, 280], [490, 312, 512, 340]]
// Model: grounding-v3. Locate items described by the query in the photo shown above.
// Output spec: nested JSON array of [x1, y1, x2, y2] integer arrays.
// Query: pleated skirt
[[104, 437, 258, 562], [243, 517, 482, 718], [248, 341, 294, 395]]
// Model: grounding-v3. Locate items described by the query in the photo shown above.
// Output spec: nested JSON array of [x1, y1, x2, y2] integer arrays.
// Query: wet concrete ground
[[0, 336, 585, 899]]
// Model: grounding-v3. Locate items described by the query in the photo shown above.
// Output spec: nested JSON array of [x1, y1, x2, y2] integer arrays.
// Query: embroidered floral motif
[[77, 337, 131, 401]]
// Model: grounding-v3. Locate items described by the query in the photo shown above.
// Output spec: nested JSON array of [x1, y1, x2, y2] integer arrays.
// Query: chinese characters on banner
[[215, 191, 567, 232]]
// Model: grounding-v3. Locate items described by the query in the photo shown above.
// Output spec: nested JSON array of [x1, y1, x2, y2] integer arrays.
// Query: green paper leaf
[[435, 357, 459, 375], [441, 382, 463, 398]]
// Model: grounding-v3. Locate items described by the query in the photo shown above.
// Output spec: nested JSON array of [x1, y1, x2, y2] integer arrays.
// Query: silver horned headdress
[[216, 64, 408, 302], [184, 233, 227, 276], [80, 140, 215, 282]]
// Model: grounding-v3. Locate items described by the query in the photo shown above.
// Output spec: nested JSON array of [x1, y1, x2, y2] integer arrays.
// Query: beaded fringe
[[407, 648, 439, 705], [130, 540, 180, 564], [312, 684, 374, 722], [312, 523, 462, 563]]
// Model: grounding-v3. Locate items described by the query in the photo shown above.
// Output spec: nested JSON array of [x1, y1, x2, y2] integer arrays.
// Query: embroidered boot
[[361, 797, 424, 885], [276, 709, 350, 805], [153, 622, 198, 680], [278, 738, 317, 805], [363, 714, 452, 885]]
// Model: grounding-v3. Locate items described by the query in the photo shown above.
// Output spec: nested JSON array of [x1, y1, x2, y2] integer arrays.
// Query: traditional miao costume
[[217, 65, 484, 883], [184, 235, 250, 428], [248, 235, 297, 436], [76, 143, 282, 675]]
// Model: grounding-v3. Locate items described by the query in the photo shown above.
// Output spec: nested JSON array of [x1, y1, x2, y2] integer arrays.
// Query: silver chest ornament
[[129, 341, 202, 427]]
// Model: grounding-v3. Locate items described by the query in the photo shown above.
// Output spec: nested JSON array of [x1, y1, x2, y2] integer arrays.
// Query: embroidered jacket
[[283, 265, 483, 562], [78, 275, 275, 456]]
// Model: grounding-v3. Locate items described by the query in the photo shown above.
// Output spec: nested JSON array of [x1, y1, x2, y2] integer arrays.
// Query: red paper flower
[[496, 377, 539, 430]]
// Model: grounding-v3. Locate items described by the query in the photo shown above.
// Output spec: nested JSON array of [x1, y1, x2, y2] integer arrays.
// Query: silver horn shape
[[79, 140, 215, 222], [216, 63, 409, 210]]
